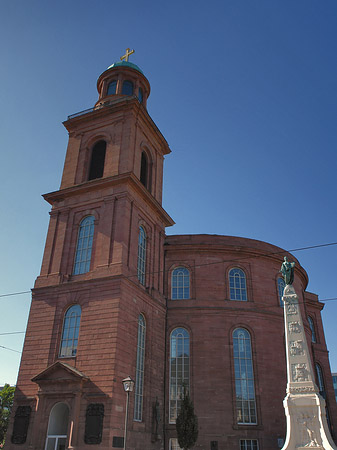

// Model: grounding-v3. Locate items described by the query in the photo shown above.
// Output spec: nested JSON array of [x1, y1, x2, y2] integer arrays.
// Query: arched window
[[73, 216, 95, 275], [169, 328, 190, 423], [59, 305, 81, 357], [107, 80, 117, 96], [138, 87, 143, 103], [277, 277, 285, 306], [140, 152, 149, 189], [45, 402, 69, 450], [315, 363, 325, 397], [308, 316, 317, 343], [315, 363, 331, 429], [134, 314, 146, 421], [88, 141, 106, 180], [122, 80, 133, 96], [229, 268, 247, 301], [137, 226, 146, 285], [171, 267, 190, 300], [233, 328, 257, 424]]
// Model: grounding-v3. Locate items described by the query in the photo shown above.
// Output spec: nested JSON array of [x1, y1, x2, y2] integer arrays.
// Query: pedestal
[[281, 285, 336, 450]]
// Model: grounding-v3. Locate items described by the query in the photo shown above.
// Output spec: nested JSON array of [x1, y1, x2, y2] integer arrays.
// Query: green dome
[[107, 60, 144, 75]]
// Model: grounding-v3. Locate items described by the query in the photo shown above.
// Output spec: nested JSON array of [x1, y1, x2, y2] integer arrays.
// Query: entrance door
[[45, 403, 69, 450]]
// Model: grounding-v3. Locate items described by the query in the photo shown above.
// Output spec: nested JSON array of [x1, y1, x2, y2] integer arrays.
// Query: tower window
[[137, 226, 146, 285], [107, 80, 117, 95], [59, 304, 81, 357], [122, 80, 134, 96], [233, 328, 257, 424], [138, 87, 143, 103], [229, 268, 247, 301], [88, 141, 106, 180], [171, 267, 190, 300], [73, 216, 95, 275], [140, 152, 150, 189]]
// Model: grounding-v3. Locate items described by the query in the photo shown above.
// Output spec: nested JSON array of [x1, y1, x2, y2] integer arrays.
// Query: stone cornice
[[63, 96, 171, 155], [43, 172, 174, 227]]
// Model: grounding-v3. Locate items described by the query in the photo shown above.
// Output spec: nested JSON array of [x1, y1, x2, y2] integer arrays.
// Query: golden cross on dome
[[120, 48, 135, 62]]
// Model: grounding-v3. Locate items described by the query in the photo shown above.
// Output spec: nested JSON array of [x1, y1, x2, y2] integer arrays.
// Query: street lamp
[[122, 376, 135, 450]]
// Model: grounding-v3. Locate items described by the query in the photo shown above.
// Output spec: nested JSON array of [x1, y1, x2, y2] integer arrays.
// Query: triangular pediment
[[32, 361, 89, 384]]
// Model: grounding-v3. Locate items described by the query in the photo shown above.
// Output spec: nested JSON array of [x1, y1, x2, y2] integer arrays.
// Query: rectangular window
[[240, 439, 259, 450]]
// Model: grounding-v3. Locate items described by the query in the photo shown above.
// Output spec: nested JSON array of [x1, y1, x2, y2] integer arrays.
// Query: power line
[[0, 345, 22, 354], [0, 332, 25, 336], [0, 240, 336, 300], [0, 290, 30, 298]]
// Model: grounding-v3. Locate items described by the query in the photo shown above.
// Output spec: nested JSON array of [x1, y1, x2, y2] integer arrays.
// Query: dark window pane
[[88, 141, 106, 180], [122, 80, 133, 96]]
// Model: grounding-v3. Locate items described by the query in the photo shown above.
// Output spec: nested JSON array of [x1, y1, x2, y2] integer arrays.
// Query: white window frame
[[229, 268, 247, 301], [73, 216, 95, 275], [233, 328, 257, 425], [171, 267, 190, 300], [137, 226, 146, 285]]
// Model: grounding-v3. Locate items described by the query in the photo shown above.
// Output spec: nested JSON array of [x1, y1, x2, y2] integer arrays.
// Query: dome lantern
[[95, 49, 150, 109]]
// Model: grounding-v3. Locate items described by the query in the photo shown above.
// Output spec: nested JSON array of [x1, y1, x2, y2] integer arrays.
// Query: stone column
[[281, 284, 337, 450]]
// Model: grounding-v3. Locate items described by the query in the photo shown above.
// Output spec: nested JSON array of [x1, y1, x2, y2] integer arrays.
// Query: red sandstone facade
[[5, 61, 337, 450]]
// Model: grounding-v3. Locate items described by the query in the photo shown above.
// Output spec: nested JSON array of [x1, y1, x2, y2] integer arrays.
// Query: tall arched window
[[171, 267, 190, 300], [45, 402, 69, 450], [315, 363, 331, 429], [88, 141, 106, 180], [308, 316, 317, 343], [229, 268, 247, 301], [122, 80, 134, 96], [233, 328, 257, 424], [140, 152, 149, 188], [315, 363, 325, 398], [107, 80, 117, 96], [169, 328, 190, 423], [137, 226, 146, 285], [59, 305, 81, 357], [134, 314, 146, 421], [277, 277, 285, 306], [73, 216, 95, 275]]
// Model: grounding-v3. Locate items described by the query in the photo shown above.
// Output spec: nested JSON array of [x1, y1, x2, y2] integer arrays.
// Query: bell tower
[[8, 53, 173, 450]]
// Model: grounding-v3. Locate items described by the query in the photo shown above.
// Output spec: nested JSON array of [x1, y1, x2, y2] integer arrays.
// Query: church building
[[6, 53, 337, 450]]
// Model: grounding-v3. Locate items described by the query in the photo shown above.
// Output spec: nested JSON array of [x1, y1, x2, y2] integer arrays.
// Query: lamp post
[[122, 376, 135, 450]]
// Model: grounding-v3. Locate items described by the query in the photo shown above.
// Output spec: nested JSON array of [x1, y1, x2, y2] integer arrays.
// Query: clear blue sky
[[1, 0, 337, 385]]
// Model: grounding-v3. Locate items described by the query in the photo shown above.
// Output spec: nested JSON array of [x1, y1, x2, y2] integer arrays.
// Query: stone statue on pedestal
[[280, 257, 337, 450], [280, 256, 295, 285]]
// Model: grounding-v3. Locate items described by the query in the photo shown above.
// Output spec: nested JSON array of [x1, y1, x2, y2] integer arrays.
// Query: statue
[[280, 256, 295, 285]]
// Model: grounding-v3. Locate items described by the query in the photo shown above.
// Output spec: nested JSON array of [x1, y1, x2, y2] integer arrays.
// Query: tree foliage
[[0, 384, 15, 445], [176, 388, 198, 450]]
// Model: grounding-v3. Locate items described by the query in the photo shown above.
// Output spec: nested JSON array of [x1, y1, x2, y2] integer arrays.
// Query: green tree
[[176, 388, 198, 450], [0, 384, 15, 445]]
